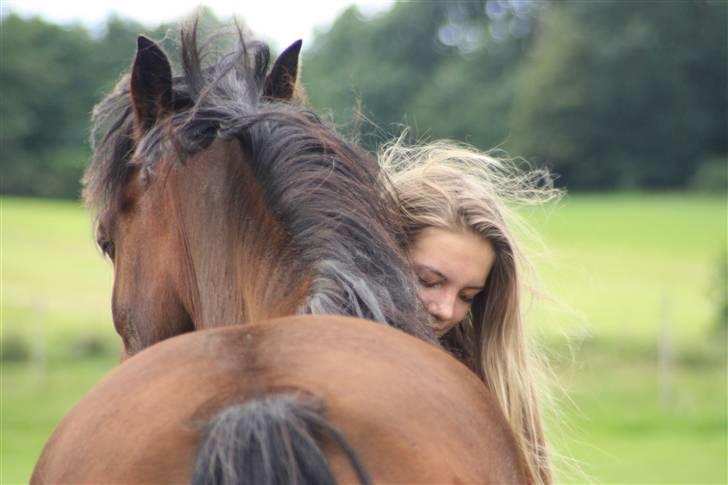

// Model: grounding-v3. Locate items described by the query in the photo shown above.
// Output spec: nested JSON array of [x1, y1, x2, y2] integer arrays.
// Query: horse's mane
[[83, 20, 433, 341]]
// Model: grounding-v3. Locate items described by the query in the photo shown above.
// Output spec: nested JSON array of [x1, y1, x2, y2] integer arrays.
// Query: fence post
[[658, 289, 672, 407], [32, 301, 47, 385]]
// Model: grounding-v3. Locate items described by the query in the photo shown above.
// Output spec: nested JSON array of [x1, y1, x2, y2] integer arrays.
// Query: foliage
[[510, 0, 728, 189], [1, 2, 726, 196], [303, 1, 539, 149], [303, 0, 727, 190], [0, 10, 220, 198], [303, 2, 450, 143], [0, 334, 30, 362], [689, 155, 728, 193], [1, 15, 97, 198]]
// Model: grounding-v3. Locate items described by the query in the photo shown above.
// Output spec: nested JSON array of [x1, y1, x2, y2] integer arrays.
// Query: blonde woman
[[380, 139, 560, 484]]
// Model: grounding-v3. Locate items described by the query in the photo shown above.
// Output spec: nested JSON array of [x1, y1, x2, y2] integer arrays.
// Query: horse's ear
[[130, 35, 173, 132], [263, 39, 302, 101]]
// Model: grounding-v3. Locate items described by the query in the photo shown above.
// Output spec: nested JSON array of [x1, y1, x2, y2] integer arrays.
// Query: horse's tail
[[192, 395, 372, 485]]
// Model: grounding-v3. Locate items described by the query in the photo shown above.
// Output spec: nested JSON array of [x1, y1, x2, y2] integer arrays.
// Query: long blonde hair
[[380, 138, 561, 484]]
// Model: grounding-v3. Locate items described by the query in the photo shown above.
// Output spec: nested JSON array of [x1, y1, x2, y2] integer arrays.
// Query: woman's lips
[[430, 321, 452, 336]]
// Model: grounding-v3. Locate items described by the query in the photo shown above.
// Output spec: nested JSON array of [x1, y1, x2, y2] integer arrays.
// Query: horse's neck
[[173, 141, 310, 328]]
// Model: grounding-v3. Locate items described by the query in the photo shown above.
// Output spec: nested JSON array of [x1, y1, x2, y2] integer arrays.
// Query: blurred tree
[[304, 0, 726, 189], [509, 0, 728, 189], [0, 9, 223, 198], [303, 0, 542, 148], [1, 14, 98, 197], [303, 0, 541, 149], [1, 1, 725, 196], [408, 0, 542, 147], [303, 2, 450, 145]]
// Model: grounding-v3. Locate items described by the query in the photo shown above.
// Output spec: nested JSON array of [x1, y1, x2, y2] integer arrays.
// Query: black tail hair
[[192, 395, 372, 485]]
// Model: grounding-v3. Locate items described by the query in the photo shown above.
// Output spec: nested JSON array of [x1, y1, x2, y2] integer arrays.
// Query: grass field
[[2, 194, 726, 484]]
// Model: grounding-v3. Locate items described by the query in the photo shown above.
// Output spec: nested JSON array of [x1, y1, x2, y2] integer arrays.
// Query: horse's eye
[[96, 227, 116, 260], [100, 240, 116, 260]]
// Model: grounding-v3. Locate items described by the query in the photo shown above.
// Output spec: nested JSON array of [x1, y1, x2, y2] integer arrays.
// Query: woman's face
[[409, 227, 496, 337]]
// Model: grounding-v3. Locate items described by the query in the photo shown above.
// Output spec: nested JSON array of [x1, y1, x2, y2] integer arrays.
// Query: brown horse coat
[[32, 316, 528, 484]]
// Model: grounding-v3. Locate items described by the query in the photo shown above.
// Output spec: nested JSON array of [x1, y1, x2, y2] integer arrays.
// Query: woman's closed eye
[[417, 274, 443, 288], [459, 294, 476, 304]]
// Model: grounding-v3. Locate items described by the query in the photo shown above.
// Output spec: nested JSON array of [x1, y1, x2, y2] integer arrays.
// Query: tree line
[[2, 0, 726, 198]]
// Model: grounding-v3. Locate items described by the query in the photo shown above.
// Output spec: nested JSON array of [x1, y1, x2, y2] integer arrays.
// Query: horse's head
[[84, 23, 433, 357]]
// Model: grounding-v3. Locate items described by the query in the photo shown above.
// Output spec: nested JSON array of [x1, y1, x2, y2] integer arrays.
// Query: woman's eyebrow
[[417, 264, 448, 281]]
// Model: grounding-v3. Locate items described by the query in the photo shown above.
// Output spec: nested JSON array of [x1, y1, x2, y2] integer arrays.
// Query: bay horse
[[31, 21, 531, 484], [86, 25, 434, 357], [32, 318, 528, 484]]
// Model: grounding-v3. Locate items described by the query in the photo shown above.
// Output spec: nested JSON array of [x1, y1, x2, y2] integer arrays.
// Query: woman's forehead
[[409, 227, 495, 289]]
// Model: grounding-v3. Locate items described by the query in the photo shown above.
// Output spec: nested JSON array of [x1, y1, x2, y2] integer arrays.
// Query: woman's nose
[[427, 295, 455, 322]]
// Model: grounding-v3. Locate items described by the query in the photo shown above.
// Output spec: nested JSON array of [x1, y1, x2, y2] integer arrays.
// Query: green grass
[[2, 357, 115, 484], [548, 338, 726, 483], [524, 193, 726, 342], [2, 197, 117, 354], [525, 193, 727, 482], [2, 194, 726, 484]]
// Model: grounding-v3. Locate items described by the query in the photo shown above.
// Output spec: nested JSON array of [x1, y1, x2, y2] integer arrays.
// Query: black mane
[[84, 20, 433, 342]]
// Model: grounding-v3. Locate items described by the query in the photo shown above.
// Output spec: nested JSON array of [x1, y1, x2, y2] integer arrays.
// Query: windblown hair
[[380, 138, 561, 484], [83, 21, 432, 341]]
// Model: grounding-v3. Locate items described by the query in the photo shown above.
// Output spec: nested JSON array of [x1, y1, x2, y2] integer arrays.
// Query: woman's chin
[[431, 323, 456, 338]]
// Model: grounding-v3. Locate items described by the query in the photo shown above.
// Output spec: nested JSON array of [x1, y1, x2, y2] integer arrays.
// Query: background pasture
[[2, 194, 725, 483]]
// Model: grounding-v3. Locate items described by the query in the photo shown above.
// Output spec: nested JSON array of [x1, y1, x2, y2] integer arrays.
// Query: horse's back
[[32, 316, 527, 484]]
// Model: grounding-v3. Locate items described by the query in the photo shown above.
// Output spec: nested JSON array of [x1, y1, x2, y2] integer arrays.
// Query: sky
[[1, 0, 394, 50]]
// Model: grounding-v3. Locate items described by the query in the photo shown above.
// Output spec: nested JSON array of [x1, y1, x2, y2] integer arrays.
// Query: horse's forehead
[[182, 139, 248, 184], [169, 138, 274, 223], [204, 138, 245, 162]]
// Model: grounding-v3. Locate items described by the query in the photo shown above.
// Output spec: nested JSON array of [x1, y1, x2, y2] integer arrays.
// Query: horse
[[31, 21, 531, 484], [32, 318, 529, 484], [84, 25, 434, 358]]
